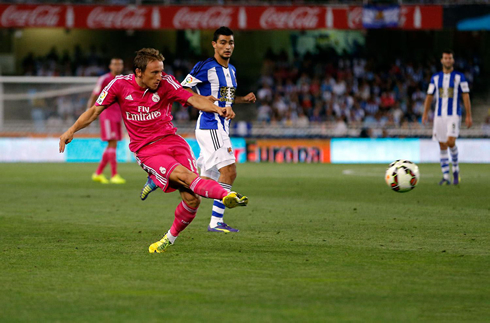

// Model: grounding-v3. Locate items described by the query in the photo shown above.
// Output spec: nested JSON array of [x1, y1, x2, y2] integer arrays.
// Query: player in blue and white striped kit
[[181, 27, 256, 232], [423, 50, 473, 185]]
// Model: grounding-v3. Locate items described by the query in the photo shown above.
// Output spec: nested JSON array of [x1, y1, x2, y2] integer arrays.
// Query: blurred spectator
[[254, 50, 479, 128]]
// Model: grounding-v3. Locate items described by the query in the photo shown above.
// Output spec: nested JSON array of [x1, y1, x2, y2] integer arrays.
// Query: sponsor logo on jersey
[[219, 86, 236, 103], [125, 94, 133, 100], [96, 90, 108, 105], [182, 75, 194, 86], [125, 106, 161, 121], [439, 87, 454, 99]]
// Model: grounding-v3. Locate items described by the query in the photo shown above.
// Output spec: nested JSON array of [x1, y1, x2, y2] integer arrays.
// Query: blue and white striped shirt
[[427, 71, 469, 117], [181, 58, 237, 132]]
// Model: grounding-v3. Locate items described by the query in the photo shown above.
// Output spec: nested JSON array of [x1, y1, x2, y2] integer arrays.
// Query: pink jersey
[[93, 72, 121, 122], [95, 73, 193, 152]]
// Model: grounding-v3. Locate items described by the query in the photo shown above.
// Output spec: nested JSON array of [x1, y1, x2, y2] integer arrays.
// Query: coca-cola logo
[[398, 6, 410, 28], [348, 7, 363, 29], [260, 7, 320, 29], [87, 7, 147, 29], [1, 5, 62, 27], [173, 7, 234, 29]]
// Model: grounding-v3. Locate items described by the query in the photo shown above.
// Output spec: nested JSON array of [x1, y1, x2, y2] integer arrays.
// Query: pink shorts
[[100, 118, 122, 141], [136, 134, 198, 193]]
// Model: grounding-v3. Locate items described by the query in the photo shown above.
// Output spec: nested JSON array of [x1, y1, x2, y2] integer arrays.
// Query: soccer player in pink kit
[[59, 48, 248, 253], [86, 58, 126, 184]]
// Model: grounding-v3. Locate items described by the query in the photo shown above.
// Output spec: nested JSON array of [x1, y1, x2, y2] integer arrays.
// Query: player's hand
[[466, 115, 473, 128], [243, 92, 256, 103], [422, 113, 428, 125], [59, 130, 74, 153], [224, 107, 236, 120], [214, 107, 226, 118], [206, 95, 219, 103]]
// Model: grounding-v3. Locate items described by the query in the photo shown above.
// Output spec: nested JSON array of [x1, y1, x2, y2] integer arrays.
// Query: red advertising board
[[75, 6, 156, 30], [0, 5, 67, 28], [399, 5, 443, 30], [0, 5, 442, 30]]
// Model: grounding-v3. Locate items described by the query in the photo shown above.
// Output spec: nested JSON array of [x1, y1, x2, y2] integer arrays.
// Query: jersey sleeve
[[459, 74, 470, 93], [92, 75, 105, 95], [427, 76, 436, 95], [180, 62, 208, 88], [164, 74, 193, 105], [95, 78, 119, 107]]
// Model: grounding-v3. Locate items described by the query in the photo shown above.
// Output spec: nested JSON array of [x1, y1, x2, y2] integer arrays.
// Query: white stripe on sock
[[212, 205, 225, 214]]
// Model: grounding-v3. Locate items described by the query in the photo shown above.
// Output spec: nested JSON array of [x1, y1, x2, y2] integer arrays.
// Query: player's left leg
[[447, 136, 460, 184], [149, 189, 200, 253], [207, 163, 239, 233]]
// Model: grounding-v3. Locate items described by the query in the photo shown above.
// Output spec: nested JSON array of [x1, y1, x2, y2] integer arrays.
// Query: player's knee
[[108, 140, 117, 148], [220, 164, 237, 182], [171, 165, 197, 185], [447, 138, 456, 147], [185, 195, 201, 209]]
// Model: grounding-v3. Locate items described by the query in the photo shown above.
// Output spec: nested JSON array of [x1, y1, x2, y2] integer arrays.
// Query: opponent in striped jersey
[[86, 58, 126, 184], [181, 27, 256, 233], [59, 48, 248, 253], [423, 50, 472, 185]]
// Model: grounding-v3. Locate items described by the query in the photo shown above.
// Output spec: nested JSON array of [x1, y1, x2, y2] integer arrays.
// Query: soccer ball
[[385, 160, 420, 192]]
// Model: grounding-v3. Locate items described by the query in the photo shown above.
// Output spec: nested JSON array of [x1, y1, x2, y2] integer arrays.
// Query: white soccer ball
[[385, 160, 420, 192]]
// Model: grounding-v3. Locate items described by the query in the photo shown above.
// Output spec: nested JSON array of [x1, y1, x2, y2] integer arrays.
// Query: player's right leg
[[434, 117, 451, 185], [195, 129, 239, 232], [438, 141, 451, 185], [149, 188, 200, 253], [94, 119, 112, 183], [169, 165, 248, 208], [93, 145, 111, 184]]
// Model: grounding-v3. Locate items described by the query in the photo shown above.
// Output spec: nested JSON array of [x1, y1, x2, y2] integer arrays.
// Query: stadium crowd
[[20, 46, 481, 133], [254, 50, 480, 132]]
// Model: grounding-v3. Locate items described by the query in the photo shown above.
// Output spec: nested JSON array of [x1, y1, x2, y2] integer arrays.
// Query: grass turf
[[0, 162, 489, 322]]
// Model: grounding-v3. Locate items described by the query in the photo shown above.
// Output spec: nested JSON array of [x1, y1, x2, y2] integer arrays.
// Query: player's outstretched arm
[[462, 93, 472, 128], [184, 87, 219, 104], [235, 92, 256, 104], [59, 104, 106, 153], [187, 95, 228, 118], [422, 94, 433, 125]]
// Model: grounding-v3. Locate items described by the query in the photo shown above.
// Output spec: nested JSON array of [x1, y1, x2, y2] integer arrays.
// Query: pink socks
[[96, 147, 117, 176], [170, 201, 198, 237], [189, 177, 228, 200]]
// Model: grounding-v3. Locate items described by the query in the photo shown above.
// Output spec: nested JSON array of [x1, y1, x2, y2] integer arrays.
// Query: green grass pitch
[[1, 162, 489, 322]]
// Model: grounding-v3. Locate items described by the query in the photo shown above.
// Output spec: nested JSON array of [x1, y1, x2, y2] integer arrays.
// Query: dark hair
[[213, 26, 234, 42], [133, 48, 165, 73], [442, 49, 454, 57]]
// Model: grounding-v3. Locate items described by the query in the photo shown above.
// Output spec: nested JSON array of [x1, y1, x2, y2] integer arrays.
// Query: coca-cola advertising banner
[[0, 5, 442, 30]]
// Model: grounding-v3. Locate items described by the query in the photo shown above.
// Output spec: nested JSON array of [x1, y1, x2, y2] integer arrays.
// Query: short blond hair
[[133, 48, 165, 73]]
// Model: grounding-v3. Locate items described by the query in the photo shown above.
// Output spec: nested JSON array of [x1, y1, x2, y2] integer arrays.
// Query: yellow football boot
[[222, 192, 248, 208], [92, 173, 109, 184], [110, 174, 126, 184], [149, 235, 172, 253]]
